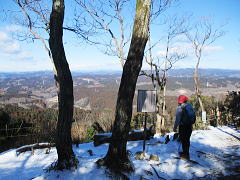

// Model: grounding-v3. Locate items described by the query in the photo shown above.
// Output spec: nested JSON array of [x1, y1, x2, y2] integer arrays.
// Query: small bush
[[193, 117, 209, 130], [131, 113, 156, 130], [86, 127, 96, 142], [222, 91, 240, 128], [188, 95, 217, 128]]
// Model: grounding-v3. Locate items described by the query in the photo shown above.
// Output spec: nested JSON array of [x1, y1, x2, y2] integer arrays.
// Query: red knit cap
[[178, 95, 188, 103]]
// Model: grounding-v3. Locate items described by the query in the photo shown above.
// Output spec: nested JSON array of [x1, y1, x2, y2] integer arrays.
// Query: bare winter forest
[[0, 0, 240, 179], [1, 69, 240, 152]]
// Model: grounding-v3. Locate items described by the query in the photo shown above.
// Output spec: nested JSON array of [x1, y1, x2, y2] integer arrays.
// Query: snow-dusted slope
[[0, 126, 239, 180]]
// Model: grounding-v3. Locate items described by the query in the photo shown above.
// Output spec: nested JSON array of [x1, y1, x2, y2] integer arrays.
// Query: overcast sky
[[0, 0, 239, 72]]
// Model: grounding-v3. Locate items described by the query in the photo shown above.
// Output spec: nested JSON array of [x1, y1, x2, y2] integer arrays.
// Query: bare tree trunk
[[216, 106, 220, 126], [163, 59, 167, 117], [186, 20, 224, 116], [156, 113, 161, 134], [162, 84, 166, 127], [156, 84, 167, 135], [161, 60, 168, 131], [49, 0, 78, 170], [97, 0, 151, 173], [156, 89, 163, 134], [194, 56, 205, 113]]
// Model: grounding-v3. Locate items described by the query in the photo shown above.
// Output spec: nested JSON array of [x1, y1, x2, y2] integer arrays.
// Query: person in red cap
[[173, 95, 195, 159]]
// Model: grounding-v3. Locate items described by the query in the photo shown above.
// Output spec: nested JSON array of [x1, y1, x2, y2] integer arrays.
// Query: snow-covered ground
[[0, 126, 239, 180]]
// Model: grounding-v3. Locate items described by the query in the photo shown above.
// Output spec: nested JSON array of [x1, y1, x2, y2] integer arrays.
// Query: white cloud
[[0, 30, 32, 60], [156, 42, 189, 57], [204, 45, 224, 52], [5, 25, 22, 32], [156, 42, 224, 57], [70, 61, 121, 71], [0, 31, 20, 54], [176, 34, 188, 41], [17, 51, 32, 59]]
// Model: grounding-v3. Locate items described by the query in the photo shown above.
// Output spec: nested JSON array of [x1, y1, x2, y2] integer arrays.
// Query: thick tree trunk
[[49, 0, 78, 170], [97, 0, 151, 173]]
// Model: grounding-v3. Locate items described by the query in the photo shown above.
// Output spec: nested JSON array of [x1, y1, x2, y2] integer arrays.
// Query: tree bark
[[49, 0, 78, 170], [156, 89, 163, 134], [97, 0, 151, 173], [194, 56, 205, 113], [156, 81, 167, 134]]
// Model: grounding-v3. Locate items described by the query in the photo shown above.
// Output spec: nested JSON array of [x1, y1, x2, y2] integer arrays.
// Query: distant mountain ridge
[[167, 68, 240, 77], [0, 68, 240, 79]]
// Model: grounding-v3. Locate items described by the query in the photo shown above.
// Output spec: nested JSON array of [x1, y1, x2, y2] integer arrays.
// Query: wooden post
[[143, 112, 147, 152]]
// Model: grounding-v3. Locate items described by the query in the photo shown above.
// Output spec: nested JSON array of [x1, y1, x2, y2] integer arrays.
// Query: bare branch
[[186, 17, 225, 112], [141, 14, 189, 101], [151, 0, 175, 21], [73, 0, 131, 67], [15, 0, 56, 75]]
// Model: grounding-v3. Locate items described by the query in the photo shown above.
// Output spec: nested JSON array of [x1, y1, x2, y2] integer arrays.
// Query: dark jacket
[[174, 104, 183, 130]]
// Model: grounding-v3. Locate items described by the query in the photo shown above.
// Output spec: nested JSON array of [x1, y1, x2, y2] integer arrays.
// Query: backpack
[[181, 103, 196, 125]]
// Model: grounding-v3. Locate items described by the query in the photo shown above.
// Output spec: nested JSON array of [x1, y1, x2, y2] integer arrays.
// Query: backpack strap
[[180, 103, 190, 125]]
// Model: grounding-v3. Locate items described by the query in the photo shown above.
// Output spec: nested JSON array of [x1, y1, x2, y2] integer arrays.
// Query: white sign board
[[202, 111, 206, 123], [137, 90, 157, 113]]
